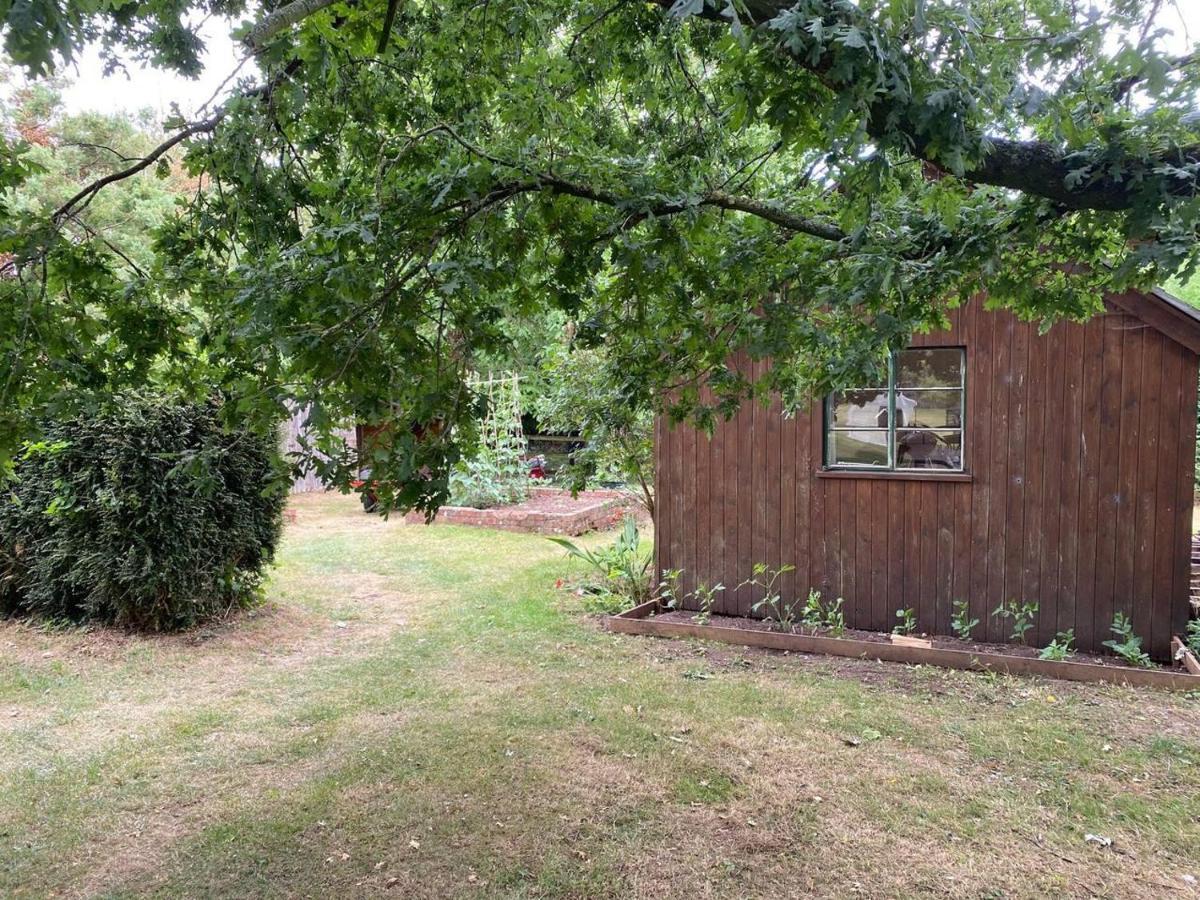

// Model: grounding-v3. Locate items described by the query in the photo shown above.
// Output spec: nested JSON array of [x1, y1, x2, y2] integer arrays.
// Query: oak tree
[[1, 0, 1197, 510]]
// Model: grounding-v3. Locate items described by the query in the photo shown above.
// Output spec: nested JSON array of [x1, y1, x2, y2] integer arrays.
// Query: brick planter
[[403, 487, 641, 535]]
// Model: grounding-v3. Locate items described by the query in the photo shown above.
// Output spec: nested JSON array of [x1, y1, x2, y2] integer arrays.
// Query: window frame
[[822, 346, 967, 474]]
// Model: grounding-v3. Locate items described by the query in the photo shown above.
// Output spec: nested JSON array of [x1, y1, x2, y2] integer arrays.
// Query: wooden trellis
[[468, 372, 527, 459]]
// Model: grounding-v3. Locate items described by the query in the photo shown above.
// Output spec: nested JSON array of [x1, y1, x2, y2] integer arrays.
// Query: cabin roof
[[1108, 286, 1200, 355]]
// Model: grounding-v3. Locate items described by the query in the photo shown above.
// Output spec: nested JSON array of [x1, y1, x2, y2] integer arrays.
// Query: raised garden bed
[[608, 602, 1200, 691], [404, 487, 640, 535]]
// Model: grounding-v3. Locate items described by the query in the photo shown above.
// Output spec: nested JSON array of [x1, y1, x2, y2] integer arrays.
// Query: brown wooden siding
[[655, 298, 1199, 660]]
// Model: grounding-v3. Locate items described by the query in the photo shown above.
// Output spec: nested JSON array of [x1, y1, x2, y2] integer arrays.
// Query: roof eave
[[1106, 286, 1200, 356]]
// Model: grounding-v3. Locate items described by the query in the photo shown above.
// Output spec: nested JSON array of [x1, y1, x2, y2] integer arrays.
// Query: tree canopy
[[1, 0, 1198, 511]]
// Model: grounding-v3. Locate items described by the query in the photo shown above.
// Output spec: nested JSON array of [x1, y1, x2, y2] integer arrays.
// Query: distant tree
[[2, 75, 195, 268], [1, 1, 1198, 513], [0, 72, 199, 469], [530, 336, 655, 519]]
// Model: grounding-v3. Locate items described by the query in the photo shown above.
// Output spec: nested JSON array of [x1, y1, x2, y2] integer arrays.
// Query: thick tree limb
[[455, 173, 847, 242], [650, 0, 1197, 213], [243, 0, 341, 50], [422, 122, 847, 240], [376, 0, 403, 52]]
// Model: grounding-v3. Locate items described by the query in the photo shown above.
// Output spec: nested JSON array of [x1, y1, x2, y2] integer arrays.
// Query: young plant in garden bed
[[994, 600, 1038, 644], [950, 599, 979, 641], [800, 590, 846, 636], [740, 563, 797, 632], [1038, 629, 1076, 661], [549, 515, 650, 613], [1102, 612, 1154, 668], [662, 571, 723, 624], [658, 568, 683, 611], [690, 582, 724, 626], [820, 595, 846, 637], [893, 607, 917, 636]]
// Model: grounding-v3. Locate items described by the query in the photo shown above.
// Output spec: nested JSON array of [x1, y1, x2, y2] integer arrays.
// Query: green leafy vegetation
[[893, 607, 918, 636], [1039, 630, 1077, 662], [1186, 619, 1200, 657], [2, 79, 195, 269], [950, 599, 980, 641], [529, 340, 654, 516], [690, 581, 724, 626], [548, 514, 651, 612], [800, 589, 846, 636], [447, 375, 529, 510], [741, 563, 798, 632], [0, 394, 285, 630], [658, 567, 683, 610], [2, 3, 1200, 514], [1103, 613, 1154, 669], [994, 600, 1039, 645]]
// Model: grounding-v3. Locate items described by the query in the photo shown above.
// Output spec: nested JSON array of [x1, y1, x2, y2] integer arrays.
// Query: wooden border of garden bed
[[1173, 637, 1200, 676], [608, 602, 1200, 691]]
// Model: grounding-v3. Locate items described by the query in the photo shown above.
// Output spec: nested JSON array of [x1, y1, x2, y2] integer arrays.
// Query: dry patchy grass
[[0, 492, 1198, 899]]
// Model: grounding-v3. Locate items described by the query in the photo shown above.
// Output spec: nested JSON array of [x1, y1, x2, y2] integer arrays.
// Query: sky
[[47, 3, 1200, 119], [59, 17, 254, 119]]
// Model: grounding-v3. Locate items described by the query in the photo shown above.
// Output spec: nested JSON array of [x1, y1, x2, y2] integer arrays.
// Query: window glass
[[830, 390, 891, 428], [827, 430, 889, 467], [895, 348, 963, 389], [898, 389, 962, 428], [896, 429, 962, 470], [824, 347, 965, 472]]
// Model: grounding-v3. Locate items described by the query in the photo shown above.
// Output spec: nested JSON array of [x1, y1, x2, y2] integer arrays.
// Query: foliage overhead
[[0, 0, 245, 76], [1, 0, 1199, 512]]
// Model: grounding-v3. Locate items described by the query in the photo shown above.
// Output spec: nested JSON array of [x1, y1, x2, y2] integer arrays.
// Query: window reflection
[[824, 348, 965, 472], [896, 430, 962, 469]]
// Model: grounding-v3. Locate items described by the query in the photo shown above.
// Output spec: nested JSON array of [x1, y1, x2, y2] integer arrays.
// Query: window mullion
[[887, 353, 896, 469]]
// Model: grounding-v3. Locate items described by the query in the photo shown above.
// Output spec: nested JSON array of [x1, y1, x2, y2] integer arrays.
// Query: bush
[[0, 394, 286, 630]]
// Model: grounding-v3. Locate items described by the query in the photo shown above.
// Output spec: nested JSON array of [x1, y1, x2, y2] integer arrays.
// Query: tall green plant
[[549, 515, 650, 611], [739, 563, 797, 632], [449, 373, 528, 509]]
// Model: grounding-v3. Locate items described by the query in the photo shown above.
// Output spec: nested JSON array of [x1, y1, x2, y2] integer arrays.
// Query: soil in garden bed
[[403, 487, 644, 535], [650, 610, 1161, 671]]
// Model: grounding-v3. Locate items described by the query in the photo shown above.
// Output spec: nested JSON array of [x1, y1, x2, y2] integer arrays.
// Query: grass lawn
[[2, 492, 1199, 898]]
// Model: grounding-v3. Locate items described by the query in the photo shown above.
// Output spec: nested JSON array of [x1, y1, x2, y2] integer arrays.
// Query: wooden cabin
[[655, 289, 1200, 660]]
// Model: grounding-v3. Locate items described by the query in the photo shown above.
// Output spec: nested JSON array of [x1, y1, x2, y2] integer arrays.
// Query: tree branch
[[450, 173, 847, 242], [243, 0, 342, 50], [52, 114, 224, 223], [50, 45, 308, 226], [650, 0, 1199, 213]]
